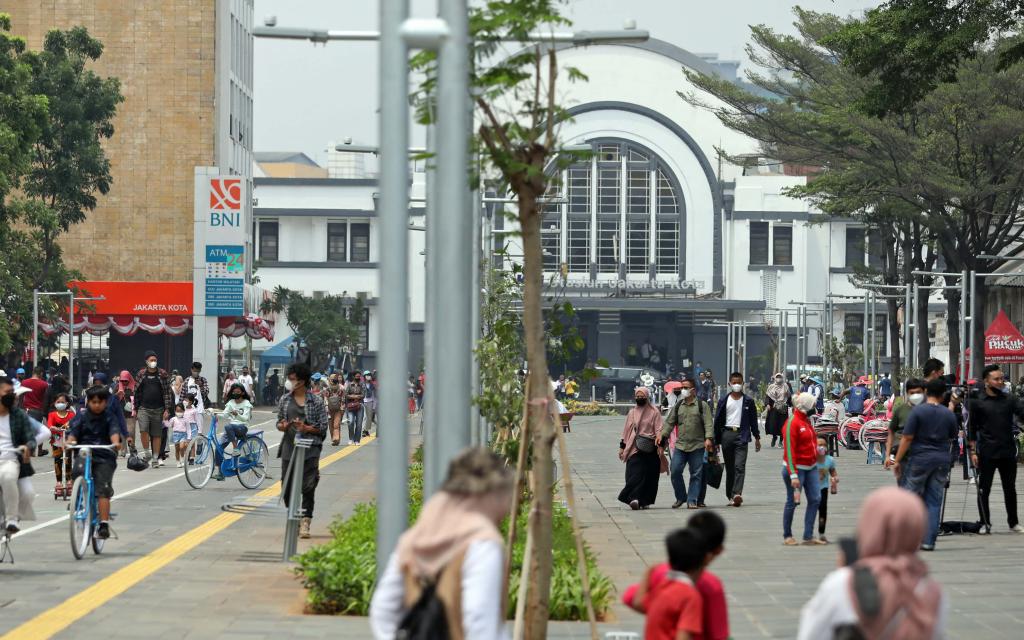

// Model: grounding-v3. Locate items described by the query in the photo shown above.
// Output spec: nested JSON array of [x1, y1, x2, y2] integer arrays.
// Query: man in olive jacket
[[658, 377, 713, 509]]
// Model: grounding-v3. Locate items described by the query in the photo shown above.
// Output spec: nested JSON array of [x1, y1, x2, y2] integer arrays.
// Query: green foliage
[[563, 399, 616, 416], [821, 336, 863, 385], [0, 19, 120, 356], [476, 262, 526, 437], [260, 286, 365, 371], [294, 456, 613, 620]]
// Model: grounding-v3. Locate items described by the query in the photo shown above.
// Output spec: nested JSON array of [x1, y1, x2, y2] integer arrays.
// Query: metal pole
[[904, 284, 911, 374], [423, 119, 440, 495], [283, 439, 309, 561], [432, 0, 472, 489], [959, 270, 967, 383], [376, 0, 411, 573], [32, 290, 39, 369], [911, 282, 919, 369], [969, 270, 977, 380], [862, 294, 869, 375], [740, 323, 747, 380], [777, 309, 784, 374], [68, 290, 74, 396], [781, 311, 788, 378], [470, 182, 482, 446]]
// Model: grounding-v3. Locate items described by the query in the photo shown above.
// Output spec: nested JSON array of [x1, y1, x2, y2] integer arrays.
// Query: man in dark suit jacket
[[714, 371, 762, 506]]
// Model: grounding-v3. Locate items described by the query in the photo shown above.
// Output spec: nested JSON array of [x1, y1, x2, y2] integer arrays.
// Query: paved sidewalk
[[562, 415, 1024, 639]]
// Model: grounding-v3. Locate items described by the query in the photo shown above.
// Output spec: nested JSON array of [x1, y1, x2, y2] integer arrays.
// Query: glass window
[[597, 167, 620, 214], [568, 167, 590, 214], [867, 231, 884, 268], [258, 221, 278, 262], [749, 221, 769, 265], [844, 314, 864, 344], [327, 222, 347, 262], [657, 169, 678, 214], [541, 214, 560, 272], [628, 148, 649, 163], [597, 218, 619, 273], [598, 144, 620, 162], [773, 225, 793, 266], [567, 218, 590, 273], [351, 223, 370, 262], [656, 220, 679, 274], [627, 170, 649, 215], [845, 227, 865, 268], [627, 220, 649, 274]]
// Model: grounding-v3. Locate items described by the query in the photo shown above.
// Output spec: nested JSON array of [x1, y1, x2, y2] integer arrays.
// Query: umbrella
[[664, 380, 682, 393]]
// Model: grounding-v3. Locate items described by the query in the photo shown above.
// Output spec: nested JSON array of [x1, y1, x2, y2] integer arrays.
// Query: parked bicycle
[[66, 443, 118, 560], [183, 412, 269, 490]]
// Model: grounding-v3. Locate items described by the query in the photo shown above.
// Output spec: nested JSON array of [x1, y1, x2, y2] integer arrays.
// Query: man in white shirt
[[237, 366, 256, 400], [712, 371, 762, 507]]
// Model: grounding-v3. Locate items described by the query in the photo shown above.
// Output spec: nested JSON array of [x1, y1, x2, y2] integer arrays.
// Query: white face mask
[[908, 393, 925, 406], [54, 402, 67, 411], [730, 384, 743, 394], [175, 412, 184, 419], [680, 388, 692, 399], [147, 360, 157, 369], [284, 379, 295, 392]]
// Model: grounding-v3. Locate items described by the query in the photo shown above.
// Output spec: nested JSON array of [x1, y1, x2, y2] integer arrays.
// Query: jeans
[[283, 445, 322, 519], [781, 466, 820, 540], [223, 423, 248, 447], [346, 408, 364, 443], [721, 429, 749, 499], [902, 461, 949, 546], [669, 448, 705, 506]]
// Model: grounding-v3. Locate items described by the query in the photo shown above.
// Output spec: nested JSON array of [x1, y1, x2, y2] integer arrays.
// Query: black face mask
[[1, 393, 14, 409], [635, 398, 647, 406], [233, 394, 243, 399]]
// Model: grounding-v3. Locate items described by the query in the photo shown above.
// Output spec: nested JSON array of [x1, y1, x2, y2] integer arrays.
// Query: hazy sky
[[253, 0, 879, 163]]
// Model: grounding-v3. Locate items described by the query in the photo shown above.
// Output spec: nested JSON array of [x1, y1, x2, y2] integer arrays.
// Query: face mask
[[175, 412, 184, 419], [908, 393, 925, 406], [730, 384, 743, 394], [55, 402, 68, 411], [817, 446, 827, 455], [191, 371, 199, 377], [147, 361, 157, 369], [284, 379, 295, 392], [673, 389, 681, 397], [1, 393, 14, 409], [233, 394, 242, 399], [680, 388, 692, 399], [635, 397, 647, 406], [775, 377, 783, 383]]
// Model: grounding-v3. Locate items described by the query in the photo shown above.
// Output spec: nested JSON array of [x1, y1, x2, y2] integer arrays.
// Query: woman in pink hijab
[[617, 386, 665, 510], [798, 486, 946, 639]]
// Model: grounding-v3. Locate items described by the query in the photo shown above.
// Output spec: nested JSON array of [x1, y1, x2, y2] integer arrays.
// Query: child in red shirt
[[47, 392, 75, 487], [623, 512, 730, 640], [632, 528, 705, 640]]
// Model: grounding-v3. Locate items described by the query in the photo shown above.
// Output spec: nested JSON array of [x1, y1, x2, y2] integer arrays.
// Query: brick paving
[[5, 411, 1023, 639]]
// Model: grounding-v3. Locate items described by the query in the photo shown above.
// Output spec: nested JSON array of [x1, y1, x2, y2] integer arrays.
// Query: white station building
[[248, 39, 950, 379]]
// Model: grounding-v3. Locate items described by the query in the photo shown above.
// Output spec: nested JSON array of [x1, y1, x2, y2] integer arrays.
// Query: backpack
[[396, 579, 450, 640]]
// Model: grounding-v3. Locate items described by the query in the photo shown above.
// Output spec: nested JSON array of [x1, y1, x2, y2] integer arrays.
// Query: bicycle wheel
[[236, 436, 269, 489], [184, 435, 213, 489], [92, 529, 106, 554], [68, 476, 91, 560]]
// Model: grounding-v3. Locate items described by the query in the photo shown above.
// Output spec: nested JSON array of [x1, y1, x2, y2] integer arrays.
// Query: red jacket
[[783, 409, 818, 474]]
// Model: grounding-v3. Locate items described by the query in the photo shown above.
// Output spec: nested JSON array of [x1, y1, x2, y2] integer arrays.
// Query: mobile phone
[[839, 537, 858, 566]]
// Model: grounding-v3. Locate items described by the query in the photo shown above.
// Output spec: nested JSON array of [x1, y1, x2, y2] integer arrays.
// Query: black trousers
[[978, 456, 1018, 529], [818, 487, 829, 535], [283, 445, 322, 519]]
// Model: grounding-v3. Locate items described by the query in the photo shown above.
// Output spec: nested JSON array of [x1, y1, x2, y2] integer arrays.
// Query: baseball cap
[[15, 367, 25, 374], [143, 350, 157, 360], [93, 372, 109, 384]]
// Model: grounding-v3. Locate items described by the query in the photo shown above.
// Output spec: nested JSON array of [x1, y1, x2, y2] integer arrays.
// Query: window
[[598, 144, 620, 162], [656, 220, 679, 274], [845, 227, 865, 268], [844, 314, 864, 343], [327, 223, 347, 262], [258, 221, 278, 261], [657, 169, 678, 215], [627, 170, 649, 214], [567, 218, 590, 272], [749, 221, 769, 265], [773, 225, 793, 266], [597, 218, 619, 273], [351, 223, 370, 262], [867, 231, 884, 269], [626, 220, 649, 274], [568, 167, 590, 214], [597, 168, 620, 214], [541, 214, 560, 271]]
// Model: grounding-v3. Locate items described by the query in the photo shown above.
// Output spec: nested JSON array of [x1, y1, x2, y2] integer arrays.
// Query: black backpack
[[396, 580, 450, 640]]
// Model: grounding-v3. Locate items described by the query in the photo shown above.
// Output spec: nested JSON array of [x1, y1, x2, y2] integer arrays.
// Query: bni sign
[[203, 176, 246, 316]]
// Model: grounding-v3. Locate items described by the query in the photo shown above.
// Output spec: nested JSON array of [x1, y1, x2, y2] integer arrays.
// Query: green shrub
[[564, 399, 617, 416], [294, 459, 613, 620]]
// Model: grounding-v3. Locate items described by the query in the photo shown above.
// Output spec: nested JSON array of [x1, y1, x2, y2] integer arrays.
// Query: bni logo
[[209, 178, 242, 210]]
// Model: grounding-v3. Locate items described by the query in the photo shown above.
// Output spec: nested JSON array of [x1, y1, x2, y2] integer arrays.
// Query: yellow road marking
[[1, 436, 376, 640]]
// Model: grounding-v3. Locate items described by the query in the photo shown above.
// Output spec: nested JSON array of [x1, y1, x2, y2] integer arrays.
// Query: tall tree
[[260, 286, 365, 372], [681, 10, 1024, 378]]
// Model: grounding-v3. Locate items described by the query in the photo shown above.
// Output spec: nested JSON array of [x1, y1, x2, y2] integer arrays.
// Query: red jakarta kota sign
[[70, 281, 193, 316]]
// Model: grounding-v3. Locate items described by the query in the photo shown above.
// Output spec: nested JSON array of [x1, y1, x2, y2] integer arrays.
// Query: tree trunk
[[519, 194, 556, 640], [887, 296, 901, 380]]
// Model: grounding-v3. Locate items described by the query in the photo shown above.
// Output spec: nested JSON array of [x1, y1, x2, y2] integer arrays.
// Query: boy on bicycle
[[66, 386, 122, 540]]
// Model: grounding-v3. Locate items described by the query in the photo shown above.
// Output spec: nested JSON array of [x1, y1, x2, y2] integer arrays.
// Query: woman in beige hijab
[[370, 447, 514, 640], [617, 386, 664, 510]]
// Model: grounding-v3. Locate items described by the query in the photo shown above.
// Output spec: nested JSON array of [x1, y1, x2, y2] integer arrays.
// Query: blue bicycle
[[67, 444, 117, 559], [183, 413, 269, 490]]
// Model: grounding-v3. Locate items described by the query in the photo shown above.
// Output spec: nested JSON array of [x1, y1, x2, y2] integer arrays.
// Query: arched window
[[542, 138, 684, 278]]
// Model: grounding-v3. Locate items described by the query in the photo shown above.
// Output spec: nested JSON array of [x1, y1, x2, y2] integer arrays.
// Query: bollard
[[282, 437, 312, 561]]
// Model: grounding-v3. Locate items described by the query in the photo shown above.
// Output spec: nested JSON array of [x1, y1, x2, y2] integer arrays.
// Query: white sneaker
[[1011, 525, 1024, 533], [176, 461, 184, 468], [157, 458, 166, 467]]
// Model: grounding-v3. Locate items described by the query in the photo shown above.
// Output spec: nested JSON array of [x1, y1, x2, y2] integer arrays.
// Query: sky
[[252, 0, 880, 164]]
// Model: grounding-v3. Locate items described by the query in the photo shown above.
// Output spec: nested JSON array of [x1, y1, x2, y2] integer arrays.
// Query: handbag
[[18, 461, 34, 478], [635, 434, 657, 453], [126, 444, 148, 472], [704, 454, 723, 489], [345, 399, 362, 412]]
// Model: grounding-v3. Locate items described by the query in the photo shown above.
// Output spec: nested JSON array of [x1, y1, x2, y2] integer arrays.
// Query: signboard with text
[[199, 176, 247, 316]]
